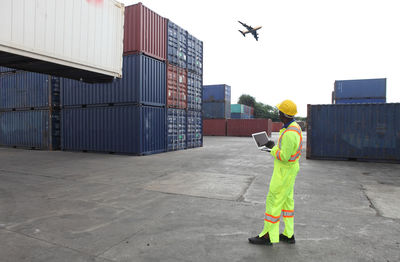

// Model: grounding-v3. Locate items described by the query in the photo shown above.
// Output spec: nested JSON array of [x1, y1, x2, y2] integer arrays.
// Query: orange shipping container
[[167, 63, 187, 109], [227, 119, 272, 137], [124, 3, 167, 61], [203, 119, 227, 136]]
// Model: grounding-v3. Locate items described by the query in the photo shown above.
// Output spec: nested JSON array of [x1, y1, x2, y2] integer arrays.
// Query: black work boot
[[279, 234, 295, 244], [248, 235, 272, 245]]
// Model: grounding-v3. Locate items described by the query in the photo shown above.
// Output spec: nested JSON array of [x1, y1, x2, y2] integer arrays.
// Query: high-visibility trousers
[[259, 162, 299, 243]]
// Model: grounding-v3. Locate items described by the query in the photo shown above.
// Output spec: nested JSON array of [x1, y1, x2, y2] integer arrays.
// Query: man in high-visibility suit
[[249, 99, 303, 245]]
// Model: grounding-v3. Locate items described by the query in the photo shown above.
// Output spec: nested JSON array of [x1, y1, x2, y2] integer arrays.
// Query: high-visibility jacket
[[271, 121, 303, 166], [259, 121, 302, 242]]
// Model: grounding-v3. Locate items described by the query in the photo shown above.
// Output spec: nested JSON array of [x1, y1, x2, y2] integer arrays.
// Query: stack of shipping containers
[[186, 26, 204, 148], [230, 104, 254, 119], [202, 84, 231, 135], [60, 3, 203, 155], [0, 68, 60, 150], [0, 3, 203, 155], [332, 78, 386, 104], [308, 78, 400, 163], [166, 19, 203, 150], [60, 3, 167, 155]]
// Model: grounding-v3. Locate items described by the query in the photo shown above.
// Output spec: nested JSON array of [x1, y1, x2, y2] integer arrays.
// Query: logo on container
[[86, 0, 104, 5]]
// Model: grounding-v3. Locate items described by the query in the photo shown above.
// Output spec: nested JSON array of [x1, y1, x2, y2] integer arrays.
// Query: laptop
[[252, 131, 272, 152]]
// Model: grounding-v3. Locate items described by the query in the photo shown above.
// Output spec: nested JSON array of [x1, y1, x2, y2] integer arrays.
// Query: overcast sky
[[120, 0, 400, 117]]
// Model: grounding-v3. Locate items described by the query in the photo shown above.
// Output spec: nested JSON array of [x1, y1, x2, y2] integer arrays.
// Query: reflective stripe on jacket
[[271, 122, 302, 164]]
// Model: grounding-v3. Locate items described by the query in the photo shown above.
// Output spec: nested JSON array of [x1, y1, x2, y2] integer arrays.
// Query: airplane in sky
[[238, 21, 262, 41]]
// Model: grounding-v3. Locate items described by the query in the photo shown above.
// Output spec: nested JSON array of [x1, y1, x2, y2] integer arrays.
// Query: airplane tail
[[238, 30, 246, 37]]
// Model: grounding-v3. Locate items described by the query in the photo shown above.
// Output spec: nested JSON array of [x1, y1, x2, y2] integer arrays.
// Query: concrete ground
[[0, 133, 399, 262]]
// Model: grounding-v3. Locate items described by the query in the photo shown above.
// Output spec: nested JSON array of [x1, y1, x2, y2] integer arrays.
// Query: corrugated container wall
[[167, 63, 187, 109], [203, 119, 227, 136], [167, 108, 187, 151], [167, 20, 187, 68], [187, 33, 203, 75], [0, 110, 60, 150], [334, 78, 386, 103], [187, 110, 202, 148], [61, 54, 166, 107], [187, 72, 202, 111], [124, 3, 167, 61], [61, 105, 166, 155], [0, 0, 125, 83], [272, 122, 282, 132], [227, 119, 272, 137], [0, 69, 60, 110], [203, 84, 231, 102], [203, 102, 230, 119], [307, 103, 400, 163]]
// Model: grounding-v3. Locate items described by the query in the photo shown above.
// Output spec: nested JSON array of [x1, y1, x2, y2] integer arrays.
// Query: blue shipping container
[[167, 108, 187, 151], [167, 20, 187, 69], [335, 98, 386, 104], [61, 54, 166, 107], [61, 105, 166, 155], [334, 78, 386, 100], [307, 103, 400, 163], [187, 110, 202, 148], [187, 33, 203, 75], [187, 72, 202, 111], [0, 110, 60, 150], [203, 84, 231, 102], [0, 70, 60, 110], [203, 101, 231, 119], [0, 66, 18, 74]]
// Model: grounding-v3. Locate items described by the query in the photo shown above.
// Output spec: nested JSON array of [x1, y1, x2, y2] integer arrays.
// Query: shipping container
[[61, 105, 166, 155], [187, 72, 202, 111], [61, 54, 166, 107], [167, 108, 187, 151], [203, 119, 227, 136], [203, 84, 231, 102], [203, 101, 230, 119], [227, 119, 272, 137], [167, 20, 187, 68], [187, 33, 203, 75], [334, 78, 386, 102], [231, 104, 254, 118], [335, 98, 386, 104], [307, 103, 400, 163], [230, 113, 252, 119], [271, 122, 282, 132], [167, 63, 187, 109], [187, 110, 202, 148], [124, 3, 167, 61], [0, 70, 60, 110], [0, 109, 60, 150], [231, 104, 244, 114], [0, 0, 125, 83]]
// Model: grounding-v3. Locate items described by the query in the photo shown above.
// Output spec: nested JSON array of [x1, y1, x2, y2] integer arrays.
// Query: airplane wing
[[238, 21, 253, 31], [251, 31, 259, 41]]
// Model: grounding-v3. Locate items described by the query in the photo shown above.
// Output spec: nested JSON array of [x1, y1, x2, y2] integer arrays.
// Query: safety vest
[[276, 123, 303, 162]]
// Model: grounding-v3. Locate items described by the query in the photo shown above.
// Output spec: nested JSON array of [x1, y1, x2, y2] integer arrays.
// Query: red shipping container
[[167, 63, 187, 109], [203, 119, 227, 136], [124, 3, 167, 61], [272, 122, 283, 132], [227, 119, 272, 137]]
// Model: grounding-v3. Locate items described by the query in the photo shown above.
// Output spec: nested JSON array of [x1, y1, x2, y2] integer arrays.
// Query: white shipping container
[[0, 0, 125, 83]]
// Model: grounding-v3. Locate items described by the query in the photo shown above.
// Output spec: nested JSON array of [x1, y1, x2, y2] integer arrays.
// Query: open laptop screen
[[252, 132, 269, 147]]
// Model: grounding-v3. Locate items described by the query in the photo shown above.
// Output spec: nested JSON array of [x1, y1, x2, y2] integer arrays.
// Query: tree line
[[237, 94, 306, 122]]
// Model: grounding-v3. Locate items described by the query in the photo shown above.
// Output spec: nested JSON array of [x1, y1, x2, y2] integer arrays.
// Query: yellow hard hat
[[276, 99, 297, 117]]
